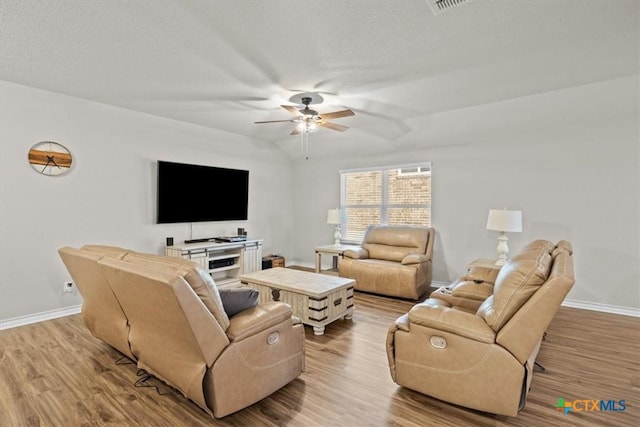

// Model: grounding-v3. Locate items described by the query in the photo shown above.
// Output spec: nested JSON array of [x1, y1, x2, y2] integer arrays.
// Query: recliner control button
[[267, 332, 279, 345], [430, 336, 447, 349]]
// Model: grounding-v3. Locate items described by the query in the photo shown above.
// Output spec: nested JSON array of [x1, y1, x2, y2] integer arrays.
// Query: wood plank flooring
[[1, 292, 638, 426]]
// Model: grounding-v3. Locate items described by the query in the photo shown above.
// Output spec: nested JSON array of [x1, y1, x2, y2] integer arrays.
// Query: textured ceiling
[[1, 0, 638, 159]]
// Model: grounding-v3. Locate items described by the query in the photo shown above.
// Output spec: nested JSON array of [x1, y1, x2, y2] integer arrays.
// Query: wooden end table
[[314, 244, 361, 274]]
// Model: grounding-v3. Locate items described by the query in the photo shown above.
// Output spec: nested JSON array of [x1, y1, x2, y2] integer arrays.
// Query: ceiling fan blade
[[319, 122, 349, 132], [254, 119, 294, 124], [319, 109, 355, 120], [291, 128, 301, 136], [281, 105, 301, 116]]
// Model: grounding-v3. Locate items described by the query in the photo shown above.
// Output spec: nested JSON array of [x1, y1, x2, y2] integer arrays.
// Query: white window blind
[[340, 163, 432, 242]]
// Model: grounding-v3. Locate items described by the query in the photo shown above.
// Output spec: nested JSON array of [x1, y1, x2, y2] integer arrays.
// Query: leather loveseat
[[339, 225, 435, 299], [58, 245, 305, 418], [386, 240, 575, 416]]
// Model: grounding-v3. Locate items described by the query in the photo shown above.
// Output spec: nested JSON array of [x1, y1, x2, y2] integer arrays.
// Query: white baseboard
[[0, 304, 82, 330], [288, 260, 316, 269], [431, 280, 449, 288], [561, 299, 640, 317]]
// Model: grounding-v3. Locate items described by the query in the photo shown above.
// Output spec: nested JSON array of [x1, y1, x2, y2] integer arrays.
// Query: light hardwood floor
[[1, 292, 638, 426]]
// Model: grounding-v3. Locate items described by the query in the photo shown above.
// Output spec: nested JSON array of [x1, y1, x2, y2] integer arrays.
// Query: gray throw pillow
[[219, 288, 260, 317]]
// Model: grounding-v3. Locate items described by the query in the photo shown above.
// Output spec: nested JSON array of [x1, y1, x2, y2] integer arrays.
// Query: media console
[[165, 239, 263, 289]]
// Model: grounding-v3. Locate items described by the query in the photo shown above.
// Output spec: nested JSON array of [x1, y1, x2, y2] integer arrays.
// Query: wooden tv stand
[[165, 239, 263, 289]]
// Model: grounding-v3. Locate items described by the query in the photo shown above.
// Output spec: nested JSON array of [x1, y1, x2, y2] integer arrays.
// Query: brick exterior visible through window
[[340, 164, 431, 242]]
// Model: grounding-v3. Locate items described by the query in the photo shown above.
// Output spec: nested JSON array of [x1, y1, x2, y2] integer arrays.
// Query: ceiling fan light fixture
[[306, 121, 318, 132]]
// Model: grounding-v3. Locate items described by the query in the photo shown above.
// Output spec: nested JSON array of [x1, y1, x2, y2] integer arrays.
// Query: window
[[340, 163, 432, 242]]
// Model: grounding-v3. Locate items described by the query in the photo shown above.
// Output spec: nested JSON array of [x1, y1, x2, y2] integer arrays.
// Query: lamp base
[[495, 233, 509, 266], [333, 225, 341, 246]]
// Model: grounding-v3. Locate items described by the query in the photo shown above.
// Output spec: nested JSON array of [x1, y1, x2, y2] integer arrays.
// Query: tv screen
[[157, 161, 249, 223]]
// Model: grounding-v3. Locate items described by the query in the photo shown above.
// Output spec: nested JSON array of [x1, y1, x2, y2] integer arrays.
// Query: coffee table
[[239, 267, 355, 335]]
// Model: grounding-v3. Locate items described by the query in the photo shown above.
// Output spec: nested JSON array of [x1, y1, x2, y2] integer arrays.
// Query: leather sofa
[[386, 240, 575, 416], [58, 245, 305, 418], [339, 225, 435, 299]]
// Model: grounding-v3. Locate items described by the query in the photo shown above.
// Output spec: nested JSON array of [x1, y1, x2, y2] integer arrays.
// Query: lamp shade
[[486, 209, 522, 233], [327, 209, 341, 225]]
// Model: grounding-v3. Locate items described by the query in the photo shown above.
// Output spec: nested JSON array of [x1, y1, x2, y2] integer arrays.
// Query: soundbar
[[185, 236, 248, 244], [214, 236, 247, 242], [184, 237, 218, 244]]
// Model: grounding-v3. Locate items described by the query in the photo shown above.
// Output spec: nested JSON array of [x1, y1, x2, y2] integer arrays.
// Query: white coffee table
[[239, 267, 355, 335]]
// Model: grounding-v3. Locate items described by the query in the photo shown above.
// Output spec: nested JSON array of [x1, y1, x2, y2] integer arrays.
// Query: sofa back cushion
[[121, 252, 230, 331], [58, 246, 134, 359], [362, 226, 431, 262], [494, 242, 575, 363], [480, 240, 555, 331]]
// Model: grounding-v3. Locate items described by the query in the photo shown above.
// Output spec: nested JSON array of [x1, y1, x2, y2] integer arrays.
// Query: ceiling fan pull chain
[[304, 132, 310, 160], [300, 130, 310, 160]]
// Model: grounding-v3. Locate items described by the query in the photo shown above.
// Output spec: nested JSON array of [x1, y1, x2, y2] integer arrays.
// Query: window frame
[[339, 162, 432, 244]]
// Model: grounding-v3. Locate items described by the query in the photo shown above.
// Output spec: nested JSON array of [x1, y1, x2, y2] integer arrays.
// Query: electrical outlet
[[64, 281, 74, 293]]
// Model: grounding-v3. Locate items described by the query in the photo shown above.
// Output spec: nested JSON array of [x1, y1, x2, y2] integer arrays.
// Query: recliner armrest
[[401, 253, 428, 265], [451, 280, 493, 301], [226, 302, 292, 342], [344, 248, 369, 259], [408, 300, 496, 343]]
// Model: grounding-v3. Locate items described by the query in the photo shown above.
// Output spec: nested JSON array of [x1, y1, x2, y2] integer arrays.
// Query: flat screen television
[[157, 161, 249, 223]]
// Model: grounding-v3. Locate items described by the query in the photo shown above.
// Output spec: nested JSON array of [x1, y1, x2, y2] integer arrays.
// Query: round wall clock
[[28, 141, 73, 176]]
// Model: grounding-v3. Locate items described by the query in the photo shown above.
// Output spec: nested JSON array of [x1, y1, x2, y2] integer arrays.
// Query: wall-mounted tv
[[157, 161, 249, 223]]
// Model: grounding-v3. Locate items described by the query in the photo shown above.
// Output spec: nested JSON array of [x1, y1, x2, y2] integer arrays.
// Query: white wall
[[292, 76, 640, 309], [2, 74, 638, 321], [0, 81, 294, 320]]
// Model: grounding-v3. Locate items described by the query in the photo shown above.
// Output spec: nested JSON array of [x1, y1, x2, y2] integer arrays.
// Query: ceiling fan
[[254, 96, 355, 135]]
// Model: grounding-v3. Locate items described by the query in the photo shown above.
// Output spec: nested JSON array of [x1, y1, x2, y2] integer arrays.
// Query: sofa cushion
[[121, 252, 230, 331], [482, 240, 554, 331], [344, 247, 369, 259], [219, 288, 260, 318], [362, 225, 429, 262]]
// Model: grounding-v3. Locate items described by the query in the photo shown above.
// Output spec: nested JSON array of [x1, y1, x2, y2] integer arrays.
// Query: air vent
[[426, 0, 474, 15]]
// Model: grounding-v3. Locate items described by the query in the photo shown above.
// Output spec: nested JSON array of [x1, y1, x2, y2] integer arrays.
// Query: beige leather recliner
[[339, 225, 435, 299], [58, 245, 305, 418], [386, 240, 575, 416]]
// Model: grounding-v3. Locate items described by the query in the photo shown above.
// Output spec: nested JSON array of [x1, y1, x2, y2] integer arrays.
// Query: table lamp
[[327, 208, 342, 246], [486, 208, 522, 266]]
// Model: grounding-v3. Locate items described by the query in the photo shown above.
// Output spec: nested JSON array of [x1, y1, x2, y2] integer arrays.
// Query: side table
[[314, 244, 361, 274]]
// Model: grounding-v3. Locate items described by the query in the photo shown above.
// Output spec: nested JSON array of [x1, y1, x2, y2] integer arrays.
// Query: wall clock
[[28, 141, 73, 176]]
